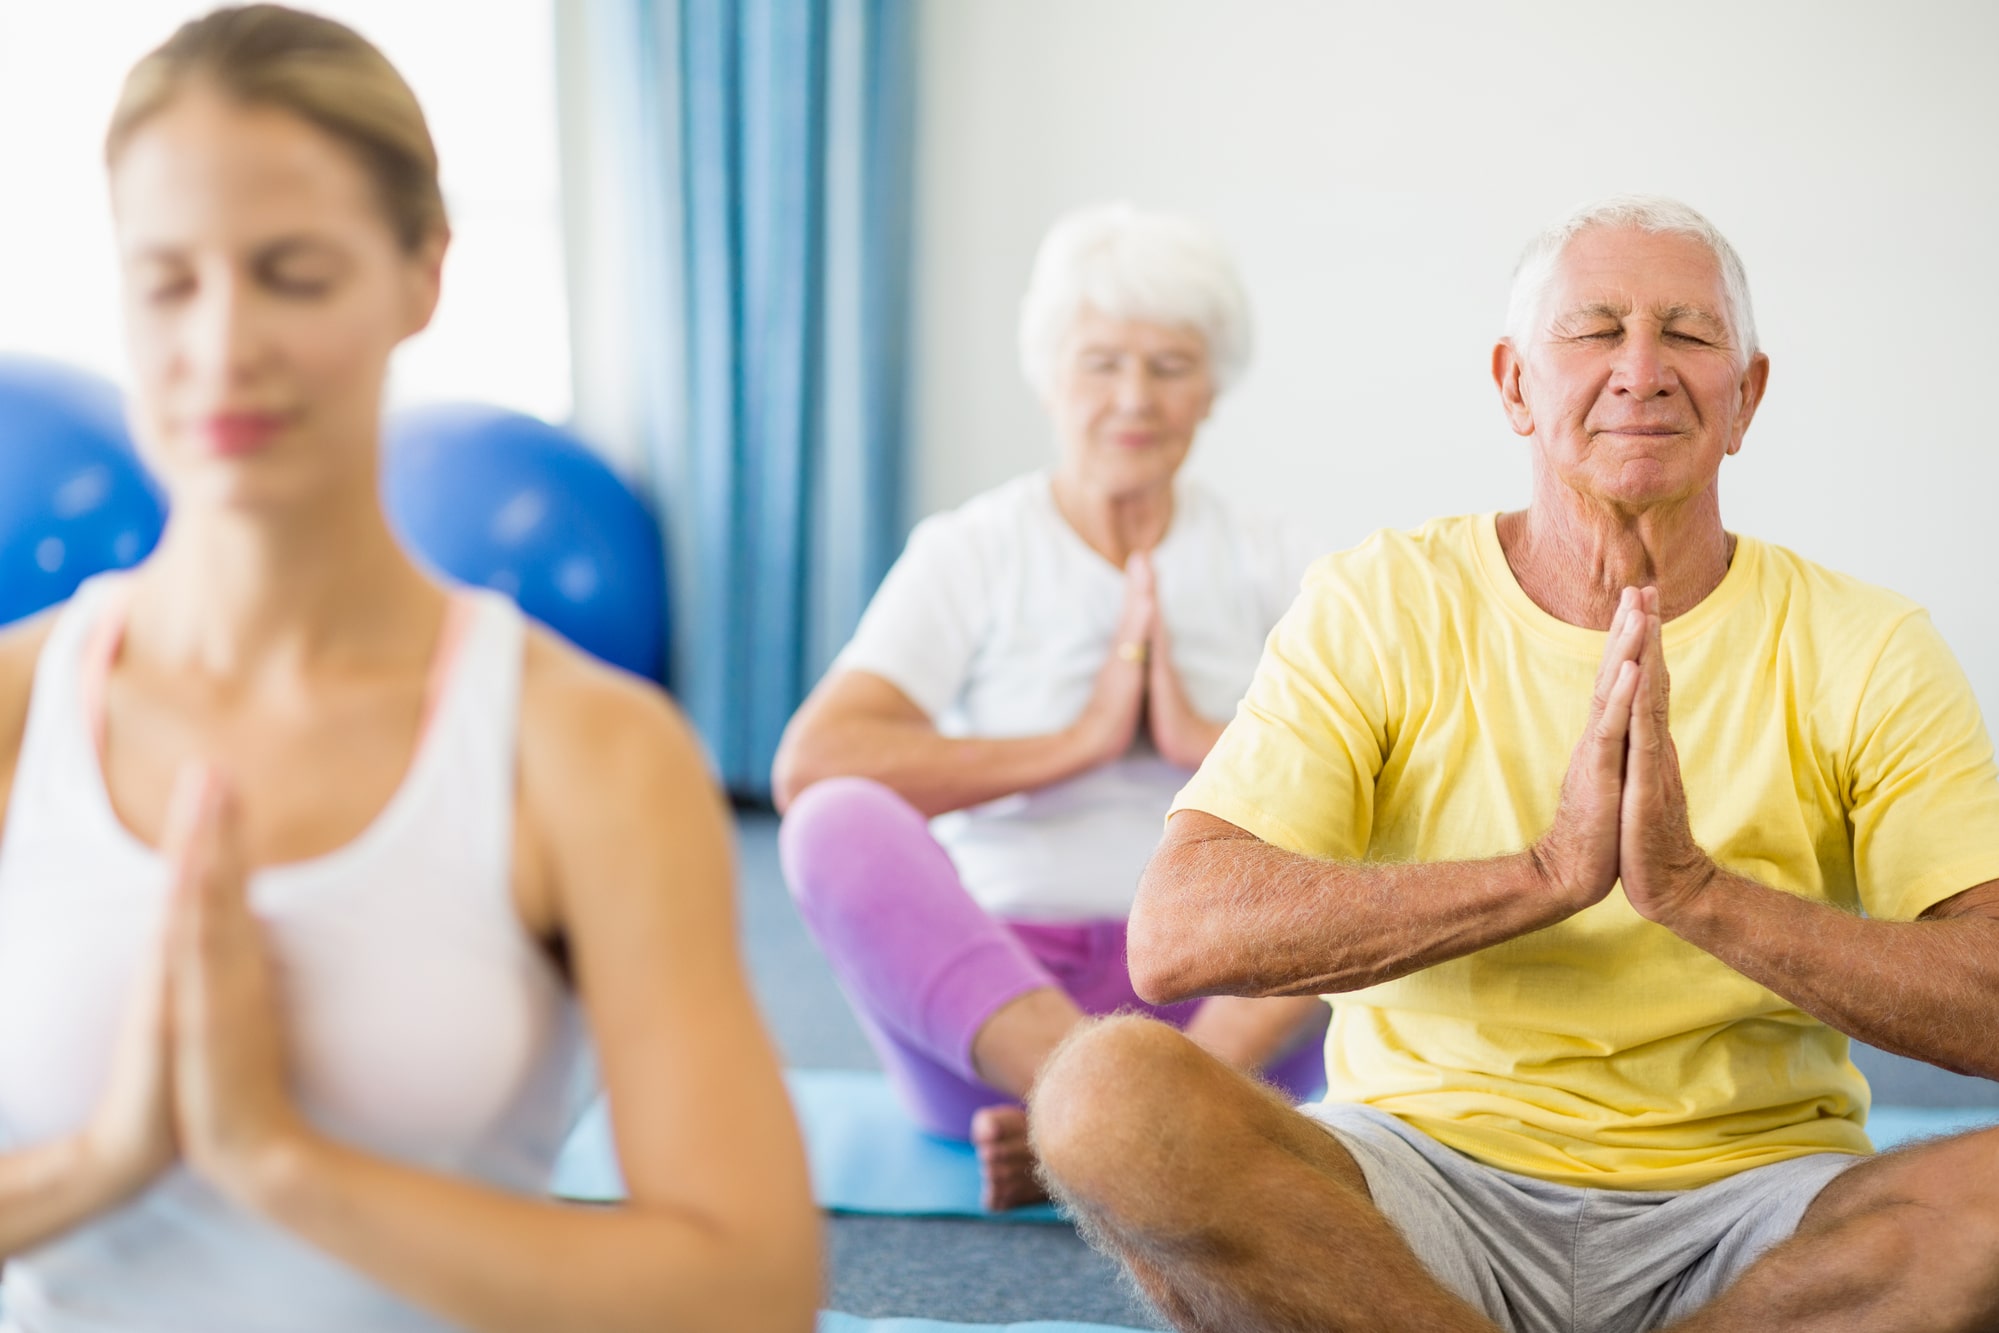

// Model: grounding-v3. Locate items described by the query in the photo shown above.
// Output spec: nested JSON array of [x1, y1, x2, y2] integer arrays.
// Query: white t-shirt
[[833, 470, 1315, 921]]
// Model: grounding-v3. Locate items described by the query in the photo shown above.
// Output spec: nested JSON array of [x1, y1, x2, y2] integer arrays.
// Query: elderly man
[[1030, 196, 1999, 1333]]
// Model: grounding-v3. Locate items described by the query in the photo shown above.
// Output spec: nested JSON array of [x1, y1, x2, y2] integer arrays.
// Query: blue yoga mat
[[817, 1315, 1148, 1333], [552, 1068, 1065, 1222], [550, 1070, 1998, 1220]]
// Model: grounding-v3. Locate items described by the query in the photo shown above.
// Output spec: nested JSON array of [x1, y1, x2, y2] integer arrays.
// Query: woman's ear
[[401, 226, 449, 339]]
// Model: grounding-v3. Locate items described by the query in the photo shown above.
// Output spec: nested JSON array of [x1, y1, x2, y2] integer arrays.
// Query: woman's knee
[[777, 775, 925, 912]]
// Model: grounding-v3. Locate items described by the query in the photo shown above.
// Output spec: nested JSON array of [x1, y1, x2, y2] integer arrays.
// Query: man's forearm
[[1667, 873, 1999, 1080], [1129, 827, 1576, 1002]]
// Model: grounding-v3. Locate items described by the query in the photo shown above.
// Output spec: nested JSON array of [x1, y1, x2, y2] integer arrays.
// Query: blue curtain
[[581, 0, 913, 798]]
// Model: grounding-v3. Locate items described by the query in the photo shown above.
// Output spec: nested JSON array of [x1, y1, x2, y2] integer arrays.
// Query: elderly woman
[[772, 204, 1328, 1210]]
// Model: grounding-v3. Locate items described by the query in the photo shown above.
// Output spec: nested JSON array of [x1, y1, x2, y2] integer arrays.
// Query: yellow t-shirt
[[1172, 512, 1999, 1190]]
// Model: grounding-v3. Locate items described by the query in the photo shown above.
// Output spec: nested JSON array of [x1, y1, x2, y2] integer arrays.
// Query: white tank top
[[0, 576, 587, 1332]]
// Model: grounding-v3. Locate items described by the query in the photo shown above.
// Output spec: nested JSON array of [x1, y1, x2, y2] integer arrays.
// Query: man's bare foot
[[970, 1104, 1049, 1211]]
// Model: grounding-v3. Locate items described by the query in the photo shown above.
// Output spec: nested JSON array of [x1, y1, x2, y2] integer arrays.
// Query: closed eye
[[129, 254, 194, 306], [255, 238, 349, 301], [265, 271, 335, 299], [143, 276, 196, 306]]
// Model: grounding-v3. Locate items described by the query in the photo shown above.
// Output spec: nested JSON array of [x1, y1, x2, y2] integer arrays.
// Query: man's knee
[[1030, 1012, 1275, 1240], [1031, 1016, 1205, 1194]]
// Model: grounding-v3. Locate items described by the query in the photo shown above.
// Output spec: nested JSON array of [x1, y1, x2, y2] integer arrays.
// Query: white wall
[[909, 1, 1999, 705], [0, 0, 569, 422]]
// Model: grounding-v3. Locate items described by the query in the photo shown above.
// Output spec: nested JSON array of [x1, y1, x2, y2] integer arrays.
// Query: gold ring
[[1117, 640, 1149, 664]]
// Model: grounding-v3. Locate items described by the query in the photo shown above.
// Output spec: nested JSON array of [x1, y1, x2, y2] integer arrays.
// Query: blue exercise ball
[[383, 404, 669, 681], [0, 356, 166, 627]]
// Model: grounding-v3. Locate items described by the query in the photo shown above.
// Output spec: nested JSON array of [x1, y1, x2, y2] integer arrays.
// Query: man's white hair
[[1018, 203, 1253, 399], [1504, 194, 1758, 360]]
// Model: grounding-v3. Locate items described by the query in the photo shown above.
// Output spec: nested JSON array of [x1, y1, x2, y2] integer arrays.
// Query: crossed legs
[[1032, 1015, 1999, 1333], [1032, 1015, 1495, 1333], [971, 984, 1325, 1210], [1670, 1123, 1999, 1332], [779, 777, 1328, 1209]]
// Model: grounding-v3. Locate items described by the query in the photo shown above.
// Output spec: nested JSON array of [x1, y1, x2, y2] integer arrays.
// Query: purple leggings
[[778, 775, 1329, 1139]]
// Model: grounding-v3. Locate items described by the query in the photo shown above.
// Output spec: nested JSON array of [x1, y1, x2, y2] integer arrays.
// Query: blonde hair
[[105, 4, 447, 251]]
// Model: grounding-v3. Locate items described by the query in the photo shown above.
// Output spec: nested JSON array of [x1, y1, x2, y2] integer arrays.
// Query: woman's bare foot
[[970, 1104, 1049, 1211]]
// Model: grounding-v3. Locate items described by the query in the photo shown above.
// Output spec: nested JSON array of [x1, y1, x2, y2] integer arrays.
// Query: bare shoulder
[[0, 615, 53, 695], [517, 625, 716, 815], [513, 624, 738, 976], [0, 615, 57, 801]]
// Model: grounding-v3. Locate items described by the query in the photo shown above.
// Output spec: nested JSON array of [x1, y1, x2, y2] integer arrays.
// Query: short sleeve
[[1847, 611, 1999, 920], [830, 513, 990, 721], [1169, 557, 1389, 860]]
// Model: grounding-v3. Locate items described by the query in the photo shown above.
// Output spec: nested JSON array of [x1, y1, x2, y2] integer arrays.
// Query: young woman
[[0, 8, 815, 1330]]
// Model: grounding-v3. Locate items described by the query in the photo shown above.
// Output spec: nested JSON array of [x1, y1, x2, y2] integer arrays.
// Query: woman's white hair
[[1017, 203, 1253, 398], [1504, 194, 1759, 361]]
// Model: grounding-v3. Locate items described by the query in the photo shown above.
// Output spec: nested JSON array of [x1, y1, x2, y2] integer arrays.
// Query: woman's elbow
[[699, 1261, 818, 1333], [743, 1252, 820, 1333], [768, 726, 825, 814], [700, 1206, 820, 1333], [769, 755, 802, 814], [760, 1204, 822, 1333]]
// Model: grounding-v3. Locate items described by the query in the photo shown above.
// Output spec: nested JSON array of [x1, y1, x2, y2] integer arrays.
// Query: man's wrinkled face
[[1498, 227, 1768, 511]]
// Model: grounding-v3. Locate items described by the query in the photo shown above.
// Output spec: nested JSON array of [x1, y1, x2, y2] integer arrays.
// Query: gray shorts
[[1300, 1101, 1863, 1333]]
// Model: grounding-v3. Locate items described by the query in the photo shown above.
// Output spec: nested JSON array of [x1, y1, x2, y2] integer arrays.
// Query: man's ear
[[1493, 339, 1534, 438], [1726, 351, 1771, 457]]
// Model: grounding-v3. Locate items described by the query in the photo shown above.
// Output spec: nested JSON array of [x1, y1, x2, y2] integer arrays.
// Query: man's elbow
[[1126, 871, 1214, 1005]]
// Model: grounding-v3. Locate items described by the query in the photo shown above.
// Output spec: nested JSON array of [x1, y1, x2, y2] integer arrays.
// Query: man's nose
[[1610, 330, 1676, 398]]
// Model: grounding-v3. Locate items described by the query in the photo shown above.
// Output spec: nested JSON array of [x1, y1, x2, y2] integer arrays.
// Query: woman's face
[[1046, 306, 1216, 498], [110, 86, 441, 513]]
